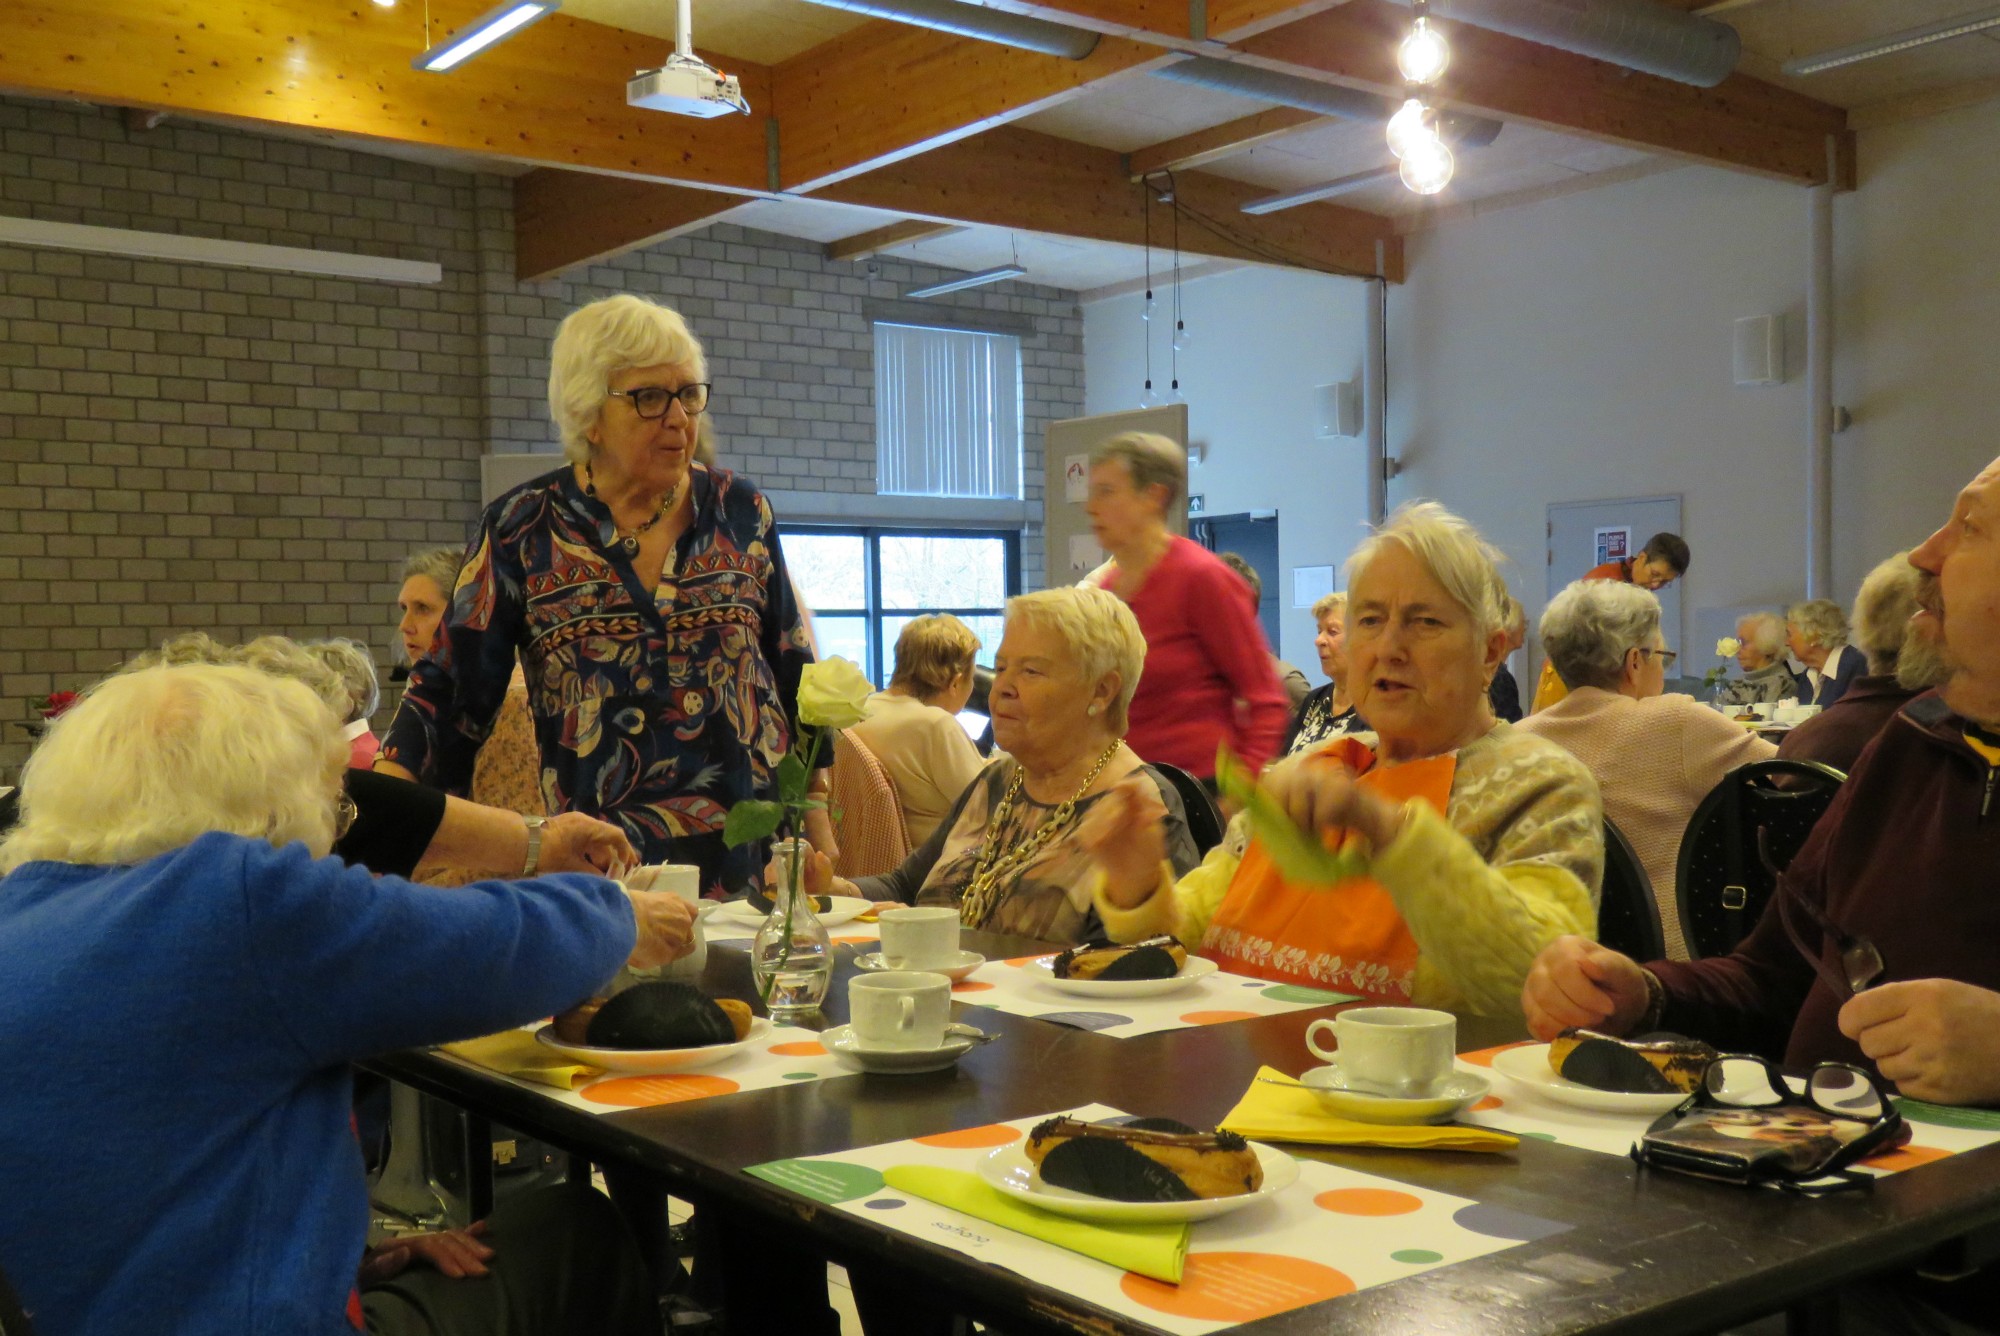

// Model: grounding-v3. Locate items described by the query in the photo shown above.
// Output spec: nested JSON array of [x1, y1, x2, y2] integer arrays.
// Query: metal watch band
[[522, 815, 548, 878]]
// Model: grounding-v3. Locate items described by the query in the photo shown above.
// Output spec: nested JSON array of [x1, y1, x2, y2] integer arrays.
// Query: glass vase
[[751, 838, 831, 1020]]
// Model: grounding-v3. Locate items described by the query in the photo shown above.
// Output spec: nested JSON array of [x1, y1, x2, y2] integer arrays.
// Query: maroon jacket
[[1776, 674, 1920, 776], [1650, 692, 2000, 1074]]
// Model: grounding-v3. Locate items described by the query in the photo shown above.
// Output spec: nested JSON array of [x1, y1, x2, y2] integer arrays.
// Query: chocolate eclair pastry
[[1051, 936, 1187, 981], [1549, 1028, 1719, 1094], [1026, 1116, 1263, 1200]]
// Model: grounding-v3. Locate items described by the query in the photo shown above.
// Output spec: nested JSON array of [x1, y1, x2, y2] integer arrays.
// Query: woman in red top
[[1084, 431, 1288, 781]]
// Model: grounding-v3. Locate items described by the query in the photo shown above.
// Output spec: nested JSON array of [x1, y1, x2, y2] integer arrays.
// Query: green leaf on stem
[[777, 749, 810, 805], [724, 800, 784, 848]]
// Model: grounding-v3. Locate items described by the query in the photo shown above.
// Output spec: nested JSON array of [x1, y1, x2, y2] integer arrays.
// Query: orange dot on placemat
[[1458, 1041, 1533, 1068], [1181, 1010, 1259, 1026], [768, 1041, 827, 1057], [952, 981, 995, 993], [832, 936, 873, 946], [1314, 1187, 1423, 1216], [1004, 955, 1050, 968], [1472, 1096, 1503, 1111], [914, 1123, 1022, 1149], [582, 1074, 740, 1107], [1862, 1144, 1954, 1173], [1122, 1252, 1354, 1321]]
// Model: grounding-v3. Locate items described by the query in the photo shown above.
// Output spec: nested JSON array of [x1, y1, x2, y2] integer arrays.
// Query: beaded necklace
[[959, 740, 1123, 928]]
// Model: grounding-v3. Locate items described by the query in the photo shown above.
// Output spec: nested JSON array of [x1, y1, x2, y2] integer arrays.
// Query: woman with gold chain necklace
[[842, 586, 1199, 943]]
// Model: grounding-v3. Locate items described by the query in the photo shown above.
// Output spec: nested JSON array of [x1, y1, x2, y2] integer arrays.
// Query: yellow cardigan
[[1094, 723, 1603, 1019]]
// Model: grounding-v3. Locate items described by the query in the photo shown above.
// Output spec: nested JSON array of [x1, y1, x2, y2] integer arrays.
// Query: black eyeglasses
[[1701, 1054, 1891, 1122], [1636, 646, 1679, 670], [607, 384, 710, 419]]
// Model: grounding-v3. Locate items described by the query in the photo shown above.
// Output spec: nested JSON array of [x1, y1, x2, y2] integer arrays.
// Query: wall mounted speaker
[[1315, 380, 1362, 437], [1733, 314, 1784, 386]]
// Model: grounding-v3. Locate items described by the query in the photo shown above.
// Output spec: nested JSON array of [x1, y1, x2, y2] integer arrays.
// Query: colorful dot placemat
[[1456, 1045, 2000, 1175], [747, 1102, 1569, 1335], [943, 955, 1358, 1039], [440, 1022, 846, 1115]]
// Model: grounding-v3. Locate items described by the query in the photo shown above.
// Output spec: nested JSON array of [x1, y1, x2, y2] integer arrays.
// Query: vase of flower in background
[[751, 838, 831, 1019], [1704, 637, 1741, 709]]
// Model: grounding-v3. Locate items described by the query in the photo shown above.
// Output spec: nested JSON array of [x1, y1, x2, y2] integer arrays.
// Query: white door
[[1545, 496, 1685, 681]]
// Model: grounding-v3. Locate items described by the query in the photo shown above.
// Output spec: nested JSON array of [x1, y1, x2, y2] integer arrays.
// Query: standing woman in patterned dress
[[379, 294, 829, 896]]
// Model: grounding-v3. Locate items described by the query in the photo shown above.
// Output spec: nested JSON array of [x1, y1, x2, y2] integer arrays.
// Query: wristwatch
[[521, 815, 548, 878]]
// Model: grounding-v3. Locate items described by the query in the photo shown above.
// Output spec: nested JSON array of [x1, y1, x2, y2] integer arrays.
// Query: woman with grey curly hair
[[307, 637, 383, 768], [1517, 579, 1773, 958], [380, 293, 829, 896], [1717, 611, 1798, 707], [1787, 597, 1864, 707]]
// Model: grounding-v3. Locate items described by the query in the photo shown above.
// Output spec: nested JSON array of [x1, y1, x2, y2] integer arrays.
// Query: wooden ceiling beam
[[1127, 106, 1330, 178], [0, 0, 773, 193], [514, 171, 741, 281], [824, 220, 966, 262], [1232, 0, 1854, 186], [814, 125, 1403, 280], [771, 18, 1168, 192]]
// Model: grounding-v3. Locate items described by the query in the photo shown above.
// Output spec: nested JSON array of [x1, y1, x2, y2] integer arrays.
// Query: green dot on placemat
[[1392, 1249, 1445, 1264], [781, 1071, 819, 1081], [744, 1159, 885, 1204], [1894, 1098, 2000, 1131], [1260, 984, 1361, 1004], [1521, 1132, 1558, 1141]]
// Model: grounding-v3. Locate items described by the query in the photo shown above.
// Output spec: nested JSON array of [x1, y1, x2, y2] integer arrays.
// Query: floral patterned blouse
[[382, 464, 819, 895]]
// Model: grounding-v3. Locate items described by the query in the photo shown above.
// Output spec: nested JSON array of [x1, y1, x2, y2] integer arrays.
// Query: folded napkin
[[881, 1165, 1188, 1283], [442, 1030, 603, 1090], [1219, 1066, 1518, 1152]]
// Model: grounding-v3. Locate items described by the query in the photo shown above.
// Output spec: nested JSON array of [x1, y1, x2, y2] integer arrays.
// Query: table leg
[[464, 1113, 494, 1222], [603, 1165, 678, 1297]]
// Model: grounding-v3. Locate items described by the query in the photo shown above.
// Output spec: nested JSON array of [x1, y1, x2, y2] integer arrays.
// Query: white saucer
[[823, 1022, 987, 1074], [1027, 953, 1218, 998], [853, 949, 985, 982], [1489, 1042, 1689, 1115], [976, 1140, 1298, 1223], [718, 895, 871, 928], [1298, 1062, 1490, 1124], [533, 1018, 772, 1074]]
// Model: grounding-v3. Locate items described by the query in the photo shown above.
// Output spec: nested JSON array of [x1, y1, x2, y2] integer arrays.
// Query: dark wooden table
[[368, 934, 2000, 1336]]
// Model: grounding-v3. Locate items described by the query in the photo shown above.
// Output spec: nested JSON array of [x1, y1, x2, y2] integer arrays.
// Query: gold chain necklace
[[586, 461, 681, 557], [959, 740, 1123, 929]]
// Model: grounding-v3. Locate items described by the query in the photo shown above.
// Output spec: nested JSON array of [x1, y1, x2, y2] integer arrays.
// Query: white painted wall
[[1083, 266, 1372, 678], [1084, 99, 2000, 687]]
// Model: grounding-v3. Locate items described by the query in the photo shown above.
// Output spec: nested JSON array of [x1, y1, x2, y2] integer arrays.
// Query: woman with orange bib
[[1081, 502, 1604, 1022]]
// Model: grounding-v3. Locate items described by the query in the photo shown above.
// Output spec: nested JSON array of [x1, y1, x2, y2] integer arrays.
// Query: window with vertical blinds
[[874, 322, 1023, 499]]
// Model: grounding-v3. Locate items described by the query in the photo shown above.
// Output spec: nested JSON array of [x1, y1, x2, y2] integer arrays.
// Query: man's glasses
[[607, 384, 710, 419], [1776, 878, 1885, 999], [1702, 1054, 1891, 1121]]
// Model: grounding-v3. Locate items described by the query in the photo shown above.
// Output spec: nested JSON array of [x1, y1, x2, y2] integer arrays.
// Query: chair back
[[1150, 762, 1225, 856], [829, 728, 912, 878], [1674, 759, 1845, 959], [1598, 816, 1666, 962]]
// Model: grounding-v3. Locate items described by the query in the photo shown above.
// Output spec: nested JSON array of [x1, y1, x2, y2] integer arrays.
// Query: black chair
[[0, 1256, 33, 1336], [1674, 759, 1846, 959], [1598, 816, 1666, 962], [1149, 762, 1226, 856]]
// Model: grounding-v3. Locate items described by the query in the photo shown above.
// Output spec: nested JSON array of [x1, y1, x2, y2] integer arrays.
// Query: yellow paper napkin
[[442, 1030, 604, 1091], [881, 1165, 1188, 1283], [1219, 1066, 1518, 1152]]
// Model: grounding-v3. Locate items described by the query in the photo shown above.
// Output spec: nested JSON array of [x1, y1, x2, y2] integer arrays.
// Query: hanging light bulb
[[1398, 15, 1450, 85], [1172, 318, 1189, 353], [1399, 131, 1455, 195], [1385, 97, 1430, 160], [1141, 378, 1163, 408], [1141, 288, 1155, 322]]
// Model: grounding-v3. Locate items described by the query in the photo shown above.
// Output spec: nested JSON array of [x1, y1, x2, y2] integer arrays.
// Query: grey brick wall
[[0, 95, 1082, 776]]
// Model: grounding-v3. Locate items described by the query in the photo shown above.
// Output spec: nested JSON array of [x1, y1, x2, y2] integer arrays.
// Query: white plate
[[533, 1018, 771, 1073], [1027, 953, 1219, 998], [854, 949, 986, 983], [1298, 1063, 1490, 1125], [1490, 1042, 1690, 1115], [717, 895, 871, 928], [977, 1138, 1297, 1223], [823, 1022, 987, 1074]]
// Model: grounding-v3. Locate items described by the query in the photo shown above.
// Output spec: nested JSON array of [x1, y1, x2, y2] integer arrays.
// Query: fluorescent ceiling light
[[1241, 166, 1399, 215], [413, 0, 560, 72], [0, 215, 442, 284], [904, 264, 1026, 299], [1782, 4, 2000, 76]]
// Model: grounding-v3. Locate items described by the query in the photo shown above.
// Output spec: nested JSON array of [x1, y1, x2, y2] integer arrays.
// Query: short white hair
[[0, 664, 346, 874], [309, 638, 382, 724], [1311, 591, 1347, 625], [1786, 599, 1849, 650], [1004, 585, 1146, 734], [1736, 611, 1786, 658], [1346, 501, 1508, 640], [132, 632, 352, 722], [548, 294, 708, 466], [1541, 580, 1662, 691]]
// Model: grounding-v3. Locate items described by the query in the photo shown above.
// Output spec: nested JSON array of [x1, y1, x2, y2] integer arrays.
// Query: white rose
[[797, 656, 872, 730], [1716, 637, 1742, 657]]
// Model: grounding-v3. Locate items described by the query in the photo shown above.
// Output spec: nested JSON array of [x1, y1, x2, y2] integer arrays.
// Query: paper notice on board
[[1293, 565, 1335, 608], [1064, 454, 1090, 503], [1068, 533, 1105, 574]]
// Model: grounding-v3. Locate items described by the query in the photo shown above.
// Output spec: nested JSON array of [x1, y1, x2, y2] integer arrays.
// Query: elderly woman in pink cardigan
[[1516, 580, 1773, 959]]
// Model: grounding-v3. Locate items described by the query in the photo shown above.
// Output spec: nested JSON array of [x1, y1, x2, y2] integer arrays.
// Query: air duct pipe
[[797, 0, 1100, 59], [1152, 58, 1503, 147], [1411, 0, 1740, 88]]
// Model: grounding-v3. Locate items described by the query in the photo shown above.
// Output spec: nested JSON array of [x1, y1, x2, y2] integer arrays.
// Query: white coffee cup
[[622, 863, 706, 982], [1304, 1006, 1457, 1098], [878, 906, 961, 969], [848, 971, 951, 1051]]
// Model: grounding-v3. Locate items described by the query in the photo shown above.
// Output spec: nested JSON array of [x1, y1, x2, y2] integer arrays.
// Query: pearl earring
[[1087, 704, 1101, 716]]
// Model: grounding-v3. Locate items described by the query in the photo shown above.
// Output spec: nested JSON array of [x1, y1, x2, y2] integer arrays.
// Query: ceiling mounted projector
[[628, 0, 750, 117]]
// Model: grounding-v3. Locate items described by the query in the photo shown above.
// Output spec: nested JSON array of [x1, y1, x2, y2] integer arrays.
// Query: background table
[[368, 933, 2000, 1336]]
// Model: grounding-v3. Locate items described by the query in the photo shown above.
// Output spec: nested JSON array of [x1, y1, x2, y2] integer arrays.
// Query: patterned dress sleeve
[[380, 506, 529, 793]]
